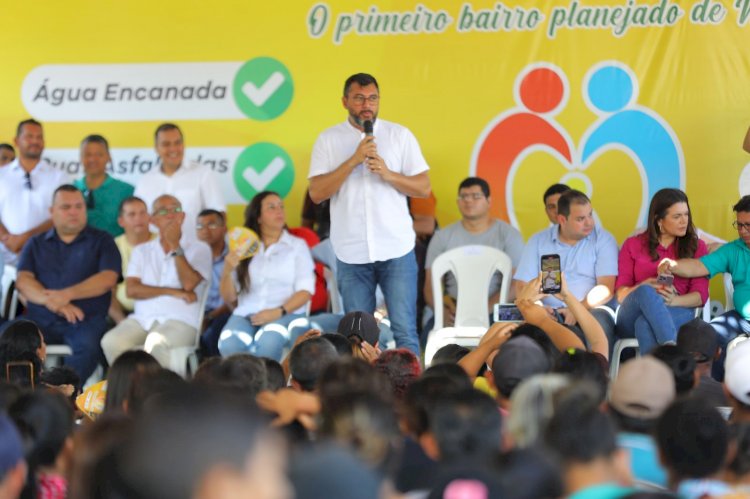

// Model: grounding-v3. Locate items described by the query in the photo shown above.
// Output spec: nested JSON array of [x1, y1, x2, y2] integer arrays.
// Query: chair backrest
[[323, 266, 343, 314], [431, 245, 513, 330], [193, 281, 211, 348], [424, 326, 487, 367], [1, 264, 19, 320], [724, 273, 735, 312]]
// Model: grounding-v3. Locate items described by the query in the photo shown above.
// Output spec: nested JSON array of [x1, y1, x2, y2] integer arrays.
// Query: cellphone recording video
[[656, 273, 674, 287], [493, 303, 524, 323], [541, 254, 562, 294]]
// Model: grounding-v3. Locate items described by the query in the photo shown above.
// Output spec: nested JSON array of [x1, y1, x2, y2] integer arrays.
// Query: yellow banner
[[2, 0, 749, 253]]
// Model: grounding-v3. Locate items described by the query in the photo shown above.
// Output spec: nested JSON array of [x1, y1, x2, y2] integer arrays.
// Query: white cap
[[725, 338, 750, 405]]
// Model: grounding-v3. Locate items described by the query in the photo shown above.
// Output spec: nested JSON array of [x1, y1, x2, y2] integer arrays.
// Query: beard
[[349, 110, 377, 127]]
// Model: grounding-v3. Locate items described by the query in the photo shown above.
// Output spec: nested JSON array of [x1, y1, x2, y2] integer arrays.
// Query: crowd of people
[[0, 72, 749, 498]]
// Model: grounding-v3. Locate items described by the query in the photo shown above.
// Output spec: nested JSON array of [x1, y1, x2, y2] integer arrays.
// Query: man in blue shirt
[[513, 190, 619, 345], [16, 184, 121, 382], [195, 209, 230, 357]]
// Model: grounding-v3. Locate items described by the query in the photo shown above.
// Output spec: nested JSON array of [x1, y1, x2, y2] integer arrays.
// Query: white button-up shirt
[[232, 231, 315, 317], [127, 237, 212, 329], [309, 119, 429, 264], [0, 160, 68, 265], [134, 160, 226, 242]]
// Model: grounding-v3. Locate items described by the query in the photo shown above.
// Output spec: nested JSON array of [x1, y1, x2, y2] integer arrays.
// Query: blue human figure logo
[[580, 62, 684, 227]]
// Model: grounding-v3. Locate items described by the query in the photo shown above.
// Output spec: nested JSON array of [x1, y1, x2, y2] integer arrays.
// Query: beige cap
[[609, 357, 676, 419]]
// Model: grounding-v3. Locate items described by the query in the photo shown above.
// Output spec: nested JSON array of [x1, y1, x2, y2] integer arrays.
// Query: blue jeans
[[36, 315, 108, 383], [337, 250, 419, 354], [616, 285, 696, 354], [200, 310, 231, 358], [217, 313, 305, 361], [288, 313, 395, 347], [709, 310, 750, 380]]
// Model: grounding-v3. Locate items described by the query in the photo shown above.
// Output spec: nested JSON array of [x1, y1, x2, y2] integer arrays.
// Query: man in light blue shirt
[[513, 190, 618, 343]]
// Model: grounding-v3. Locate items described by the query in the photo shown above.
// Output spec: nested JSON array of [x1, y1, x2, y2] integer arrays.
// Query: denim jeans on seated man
[[218, 313, 306, 361], [336, 249, 419, 355], [616, 285, 696, 354], [37, 315, 108, 382]]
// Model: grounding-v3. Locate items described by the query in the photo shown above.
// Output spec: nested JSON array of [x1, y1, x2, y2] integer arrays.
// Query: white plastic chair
[[167, 281, 210, 378], [424, 326, 487, 367], [430, 245, 512, 330], [724, 273, 735, 312], [1, 264, 19, 320], [323, 266, 343, 314]]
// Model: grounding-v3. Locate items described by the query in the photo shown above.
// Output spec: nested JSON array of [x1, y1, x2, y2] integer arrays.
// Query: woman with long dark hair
[[217, 191, 315, 361], [615, 188, 708, 353]]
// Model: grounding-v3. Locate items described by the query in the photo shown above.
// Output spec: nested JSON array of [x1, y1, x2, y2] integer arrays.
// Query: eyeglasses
[[196, 222, 223, 230], [733, 221, 750, 231], [457, 193, 485, 201], [153, 206, 183, 216], [24, 172, 32, 190], [351, 95, 379, 105], [85, 190, 95, 209]]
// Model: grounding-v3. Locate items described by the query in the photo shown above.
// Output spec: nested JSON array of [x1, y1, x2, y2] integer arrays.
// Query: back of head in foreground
[[655, 397, 729, 486], [117, 387, 290, 499]]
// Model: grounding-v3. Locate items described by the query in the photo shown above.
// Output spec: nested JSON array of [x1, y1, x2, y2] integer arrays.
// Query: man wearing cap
[[608, 356, 675, 489], [0, 414, 26, 499], [660, 195, 750, 379], [308, 73, 431, 355], [489, 335, 550, 413], [676, 319, 726, 406], [724, 339, 750, 423]]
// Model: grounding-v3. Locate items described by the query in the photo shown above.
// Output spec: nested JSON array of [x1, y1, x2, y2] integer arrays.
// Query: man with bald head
[[101, 194, 212, 368], [16, 184, 121, 381]]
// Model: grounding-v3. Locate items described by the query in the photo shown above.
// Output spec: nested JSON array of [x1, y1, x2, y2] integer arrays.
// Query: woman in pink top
[[615, 189, 709, 353]]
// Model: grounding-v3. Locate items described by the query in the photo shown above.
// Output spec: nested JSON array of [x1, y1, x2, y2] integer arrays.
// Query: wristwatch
[[171, 247, 185, 257]]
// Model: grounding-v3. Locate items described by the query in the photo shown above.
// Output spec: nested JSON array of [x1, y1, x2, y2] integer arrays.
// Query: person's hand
[[161, 219, 182, 251], [518, 274, 547, 303], [251, 308, 282, 326], [516, 298, 550, 327], [44, 289, 72, 312], [2, 233, 28, 254], [556, 307, 577, 326], [256, 389, 316, 430], [658, 258, 677, 275], [57, 303, 85, 323], [293, 329, 321, 347], [224, 250, 242, 271], [174, 289, 197, 303], [554, 272, 572, 302], [356, 341, 382, 364], [479, 322, 518, 350], [656, 284, 677, 305], [366, 152, 391, 180], [351, 136, 377, 165]]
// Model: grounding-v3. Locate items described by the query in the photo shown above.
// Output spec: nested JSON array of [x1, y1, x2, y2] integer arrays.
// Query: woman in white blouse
[[217, 191, 315, 361]]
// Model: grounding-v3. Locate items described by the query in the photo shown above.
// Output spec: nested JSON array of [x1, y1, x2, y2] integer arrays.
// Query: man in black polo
[[16, 184, 120, 381]]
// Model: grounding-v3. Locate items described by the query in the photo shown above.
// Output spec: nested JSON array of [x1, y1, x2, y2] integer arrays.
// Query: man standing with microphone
[[308, 73, 431, 354]]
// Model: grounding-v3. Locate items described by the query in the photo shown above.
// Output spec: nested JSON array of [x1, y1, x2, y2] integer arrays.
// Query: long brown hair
[[646, 188, 697, 260], [236, 191, 280, 293]]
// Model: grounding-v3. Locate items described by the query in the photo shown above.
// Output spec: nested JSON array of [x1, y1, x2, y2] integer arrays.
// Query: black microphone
[[363, 120, 373, 137]]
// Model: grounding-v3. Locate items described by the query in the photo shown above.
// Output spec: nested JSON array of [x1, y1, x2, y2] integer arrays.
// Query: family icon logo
[[470, 61, 684, 231]]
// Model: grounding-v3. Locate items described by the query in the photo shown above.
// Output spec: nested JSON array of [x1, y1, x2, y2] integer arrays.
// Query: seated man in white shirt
[[100, 194, 212, 367]]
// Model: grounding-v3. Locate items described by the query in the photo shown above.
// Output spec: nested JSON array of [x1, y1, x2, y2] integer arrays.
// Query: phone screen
[[541, 254, 562, 294], [494, 304, 524, 322]]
